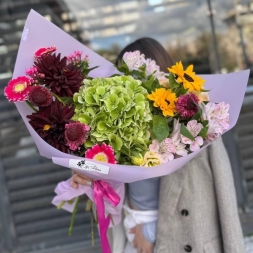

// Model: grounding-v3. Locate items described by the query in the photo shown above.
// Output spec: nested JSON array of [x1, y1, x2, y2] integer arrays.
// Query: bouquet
[[6, 10, 249, 253]]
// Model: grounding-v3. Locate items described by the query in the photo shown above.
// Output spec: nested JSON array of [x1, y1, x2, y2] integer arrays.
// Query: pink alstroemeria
[[149, 139, 176, 162], [181, 120, 204, 151], [200, 101, 229, 141], [170, 119, 188, 157], [123, 51, 145, 71]]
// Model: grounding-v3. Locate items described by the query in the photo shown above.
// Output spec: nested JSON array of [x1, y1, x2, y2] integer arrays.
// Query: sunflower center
[[43, 124, 51, 131], [93, 152, 108, 162], [165, 99, 170, 105], [184, 73, 194, 82], [13, 83, 27, 93]]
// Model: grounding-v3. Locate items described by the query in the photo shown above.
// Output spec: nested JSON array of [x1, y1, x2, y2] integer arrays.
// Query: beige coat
[[108, 138, 245, 253], [156, 138, 245, 253]]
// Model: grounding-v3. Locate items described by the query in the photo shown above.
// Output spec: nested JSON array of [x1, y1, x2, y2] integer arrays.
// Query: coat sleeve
[[208, 138, 245, 253]]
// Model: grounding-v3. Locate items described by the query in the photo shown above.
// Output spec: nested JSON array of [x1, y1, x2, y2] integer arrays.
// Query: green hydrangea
[[72, 75, 152, 163]]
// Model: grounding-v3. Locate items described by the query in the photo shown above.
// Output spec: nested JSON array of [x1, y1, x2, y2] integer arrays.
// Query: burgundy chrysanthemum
[[176, 93, 199, 118], [27, 100, 74, 153], [29, 86, 53, 107], [34, 53, 84, 97], [65, 122, 90, 151]]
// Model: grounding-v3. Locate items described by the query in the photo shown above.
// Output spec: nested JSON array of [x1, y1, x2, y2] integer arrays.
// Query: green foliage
[[152, 115, 169, 142], [180, 124, 195, 141]]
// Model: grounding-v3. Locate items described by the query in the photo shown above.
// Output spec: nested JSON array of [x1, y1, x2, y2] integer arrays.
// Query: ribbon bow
[[93, 180, 120, 253]]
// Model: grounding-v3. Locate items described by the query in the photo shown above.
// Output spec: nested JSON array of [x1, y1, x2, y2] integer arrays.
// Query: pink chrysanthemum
[[4, 76, 32, 102], [65, 122, 90, 151], [26, 67, 45, 80], [29, 86, 53, 107], [34, 46, 57, 58], [85, 143, 116, 164], [176, 93, 199, 118]]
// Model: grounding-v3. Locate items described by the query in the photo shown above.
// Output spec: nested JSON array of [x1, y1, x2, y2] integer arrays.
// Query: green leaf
[[176, 86, 188, 96], [199, 126, 208, 138], [191, 111, 201, 120], [59, 97, 73, 105], [82, 66, 99, 75], [202, 120, 209, 127], [152, 115, 169, 142], [180, 124, 195, 141], [168, 74, 180, 91]]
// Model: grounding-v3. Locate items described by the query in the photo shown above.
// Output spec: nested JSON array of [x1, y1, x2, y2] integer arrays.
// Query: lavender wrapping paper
[[12, 10, 249, 223]]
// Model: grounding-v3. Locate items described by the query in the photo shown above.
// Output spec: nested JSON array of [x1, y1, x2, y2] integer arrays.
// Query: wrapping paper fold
[[12, 10, 250, 253]]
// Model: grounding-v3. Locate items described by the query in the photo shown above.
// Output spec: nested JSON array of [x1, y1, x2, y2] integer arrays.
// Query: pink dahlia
[[34, 46, 57, 58], [176, 93, 199, 118], [4, 76, 32, 102], [29, 86, 53, 107], [85, 143, 116, 164], [65, 122, 90, 151]]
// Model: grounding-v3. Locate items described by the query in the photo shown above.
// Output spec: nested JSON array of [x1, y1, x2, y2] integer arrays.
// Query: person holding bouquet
[[71, 38, 245, 253]]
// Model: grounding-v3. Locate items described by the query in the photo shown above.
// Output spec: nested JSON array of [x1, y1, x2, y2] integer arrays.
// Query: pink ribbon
[[93, 180, 120, 253]]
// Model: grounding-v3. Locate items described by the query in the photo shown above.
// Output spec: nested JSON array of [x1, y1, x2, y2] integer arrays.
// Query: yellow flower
[[168, 61, 205, 92], [141, 151, 162, 167], [147, 88, 177, 117], [131, 155, 144, 166], [192, 91, 210, 103]]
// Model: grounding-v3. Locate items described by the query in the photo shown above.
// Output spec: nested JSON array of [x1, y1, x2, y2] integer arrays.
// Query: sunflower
[[147, 88, 177, 117], [168, 61, 205, 92]]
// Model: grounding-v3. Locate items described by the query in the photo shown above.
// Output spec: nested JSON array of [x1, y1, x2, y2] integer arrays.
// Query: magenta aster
[[27, 100, 74, 153], [34, 46, 57, 58], [85, 143, 116, 164], [29, 86, 53, 107], [4, 76, 32, 102], [176, 93, 199, 118], [65, 122, 90, 151]]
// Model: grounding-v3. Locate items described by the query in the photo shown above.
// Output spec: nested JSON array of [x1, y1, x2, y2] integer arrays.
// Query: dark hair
[[115, 37, 173, 72]]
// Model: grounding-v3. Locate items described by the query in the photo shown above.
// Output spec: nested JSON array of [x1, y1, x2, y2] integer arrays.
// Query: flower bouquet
[[6, 10, 249, 253]]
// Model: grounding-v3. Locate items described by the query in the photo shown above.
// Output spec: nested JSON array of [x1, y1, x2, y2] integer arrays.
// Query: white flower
[[123, 51, 145, 71], [200, 101, 230, 141]]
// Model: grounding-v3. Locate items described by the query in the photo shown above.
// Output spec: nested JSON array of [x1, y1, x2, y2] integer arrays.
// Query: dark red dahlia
[[34, 53, 84, 97], [29, 86, 53, 107], [27, 100, 74, 153], [176, 93, 199, 118]]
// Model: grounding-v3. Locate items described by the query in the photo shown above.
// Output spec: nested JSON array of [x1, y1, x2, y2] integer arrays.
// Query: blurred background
[[0, 0, 253, 252]]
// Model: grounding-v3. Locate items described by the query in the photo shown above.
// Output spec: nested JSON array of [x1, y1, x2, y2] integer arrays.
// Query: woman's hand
[[70, 171, 94, 189], [130, 224, 154, 253]]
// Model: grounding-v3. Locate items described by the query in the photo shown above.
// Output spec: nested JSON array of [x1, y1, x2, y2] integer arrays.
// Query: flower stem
[[57, 201, 66, 210], [51, 92, 64, 104], [25, 101, 38, 112], [68, 196, 80, 236]]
